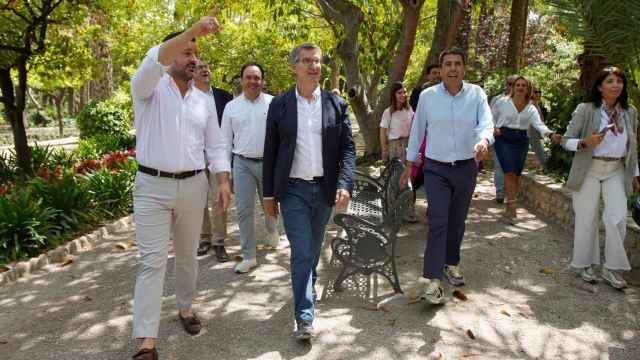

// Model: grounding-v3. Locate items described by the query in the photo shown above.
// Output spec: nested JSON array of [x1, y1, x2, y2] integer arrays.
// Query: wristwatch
[[577, 139, 587, 150]]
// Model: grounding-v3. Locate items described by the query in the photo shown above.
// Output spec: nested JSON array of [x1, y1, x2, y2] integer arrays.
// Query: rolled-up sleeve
[[205, 103, 231, 173], [406, 92, 427, 162], [131, 45, 168, 101], [475, 91, 495, 145]]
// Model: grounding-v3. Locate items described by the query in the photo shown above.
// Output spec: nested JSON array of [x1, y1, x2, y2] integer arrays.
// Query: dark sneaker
[[197, 239, 212, 256], [601, 267, 627, 290], [444, 265, 465, 287], [132, 348, 158, 360], [294, 321, 314, 340], [212, 245, 230, 262], [495, 195, 504, 204], [179, 312, 202, 335]]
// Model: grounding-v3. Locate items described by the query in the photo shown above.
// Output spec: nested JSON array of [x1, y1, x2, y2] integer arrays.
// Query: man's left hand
[[473, 139, 489, 161], [215, 172, 232, 212], [335, 189, 351, 210]]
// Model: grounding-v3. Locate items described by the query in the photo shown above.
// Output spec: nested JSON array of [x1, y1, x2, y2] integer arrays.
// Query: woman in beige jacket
[[562, 66, 639, 290]]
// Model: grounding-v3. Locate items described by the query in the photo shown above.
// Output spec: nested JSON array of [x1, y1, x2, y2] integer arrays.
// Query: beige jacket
[[562, 102, 638, 196]]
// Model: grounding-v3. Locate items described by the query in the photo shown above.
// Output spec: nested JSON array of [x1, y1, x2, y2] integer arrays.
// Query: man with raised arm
[[129, 15, 230, 360]]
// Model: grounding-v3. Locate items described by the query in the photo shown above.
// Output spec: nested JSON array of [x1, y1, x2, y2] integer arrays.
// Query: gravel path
[[1, 171, 639, 360]]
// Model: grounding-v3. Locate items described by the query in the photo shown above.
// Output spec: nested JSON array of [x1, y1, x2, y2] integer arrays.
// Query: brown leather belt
[[138, 165, 204, 179], [592, 156, 623, 162]]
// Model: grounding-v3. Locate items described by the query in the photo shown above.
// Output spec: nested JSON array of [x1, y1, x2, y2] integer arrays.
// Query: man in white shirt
[[193, 59, 233, 262], [129, 15, 231, 360], [221, 62, 280, 274]]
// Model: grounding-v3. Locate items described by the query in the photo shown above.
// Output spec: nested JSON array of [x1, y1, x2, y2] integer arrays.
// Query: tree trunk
[[506, 0, 529, 73], [417, 0, 471, 86], [329, 53, 340, 91], [88, 9, 113, 101], [67, 88, 75, 116], [80, 82, 89, 109], [54, 88, 65, 137], [317, 0, 424, 157], [0, 64, 32, 175], [577, 47, 608, 99]]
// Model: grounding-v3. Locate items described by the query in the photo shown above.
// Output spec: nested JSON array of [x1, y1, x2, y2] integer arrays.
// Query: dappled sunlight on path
[[1, 172, 639, 359]]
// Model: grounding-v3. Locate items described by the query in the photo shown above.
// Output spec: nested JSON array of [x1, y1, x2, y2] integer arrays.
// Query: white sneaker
[[234, 258, 258, 274], [265, 232, 280, 249], [444, 265, 465, 287], [419, 278, 445, 304], [579, 266, 598, 284], [601, 267, 627, 290]]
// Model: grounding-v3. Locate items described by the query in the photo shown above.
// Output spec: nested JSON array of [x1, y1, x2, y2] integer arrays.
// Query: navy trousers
[[422, 158, 478, 279]]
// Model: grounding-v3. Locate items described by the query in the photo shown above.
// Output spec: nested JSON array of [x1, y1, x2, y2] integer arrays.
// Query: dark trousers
[[422, 158, 478, 279], [279, 179, 332, 324]]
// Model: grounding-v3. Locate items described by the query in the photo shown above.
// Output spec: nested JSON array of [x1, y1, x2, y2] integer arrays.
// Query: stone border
[[0, 215, 133, 287]]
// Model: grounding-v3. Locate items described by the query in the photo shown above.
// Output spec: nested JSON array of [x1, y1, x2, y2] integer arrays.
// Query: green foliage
[[0, 152, 16, 185], [28, 110, 53, 127], [75, 138, 100, 160], [50, 148, 79, 169], [75, 133, 135, 161], [76, 100, 130, 139], [84, 163, 135, 219], [28, 171, 96, 234], [30, 144, 56, 172], [0, 190, 60, 263]]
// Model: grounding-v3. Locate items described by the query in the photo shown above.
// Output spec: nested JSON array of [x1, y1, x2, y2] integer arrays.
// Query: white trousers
[[132, 171, 208, 339], [571, 160, 631, 270]]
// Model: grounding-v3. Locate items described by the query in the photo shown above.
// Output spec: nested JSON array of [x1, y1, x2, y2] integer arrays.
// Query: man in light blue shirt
[[401, 48, 493, 304]]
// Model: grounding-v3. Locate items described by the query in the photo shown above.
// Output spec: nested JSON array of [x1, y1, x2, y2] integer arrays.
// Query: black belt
[[592, 156, 623, 162], [290, 177, 324, 184], [235, 154, 263, 161], [138, 165, 204, 179], [426, 157, 475, 166]]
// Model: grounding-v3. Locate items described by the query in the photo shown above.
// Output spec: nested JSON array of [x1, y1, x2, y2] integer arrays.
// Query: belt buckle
[[449, 160, 456, 166]]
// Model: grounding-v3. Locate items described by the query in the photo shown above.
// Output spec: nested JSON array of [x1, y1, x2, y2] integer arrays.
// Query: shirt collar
[[295, 85, 321, 103], [241, 92, 263, 103], [439, 81, 467, 96]]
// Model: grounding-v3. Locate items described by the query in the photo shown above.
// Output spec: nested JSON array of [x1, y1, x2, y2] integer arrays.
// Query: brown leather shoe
[[179, 312, 202, 335], [132, 348, 158, 360]]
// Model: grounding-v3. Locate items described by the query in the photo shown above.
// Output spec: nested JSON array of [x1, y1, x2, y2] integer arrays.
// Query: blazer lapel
[[321, 91, 333, 163], [285, 88, 298, 138]]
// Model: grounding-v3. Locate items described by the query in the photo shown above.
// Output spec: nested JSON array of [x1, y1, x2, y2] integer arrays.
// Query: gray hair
[[288, 43, 322, 64]]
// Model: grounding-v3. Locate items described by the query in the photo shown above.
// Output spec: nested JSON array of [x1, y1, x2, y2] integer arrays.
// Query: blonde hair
[[508, 75, 533, 102]]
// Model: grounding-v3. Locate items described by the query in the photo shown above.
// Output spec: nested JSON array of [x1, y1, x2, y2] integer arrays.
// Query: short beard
[[171, 67, 193, 82]]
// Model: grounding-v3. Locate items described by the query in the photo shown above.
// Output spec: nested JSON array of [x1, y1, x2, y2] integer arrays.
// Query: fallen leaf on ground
[[431, 335, 442, 344], [127, 239, 136, 247], [233, 255, 243, 262], [59, 256, 74, 267], [452, 290, 468, 301], [517, 312, 529, 319], [83, 295, 92, 302], [465, 329, 476, 340], [0, 265, 10, 273], [500, 309, 511, 317], [113, 243, 128, 251], [0, 339, 7, 344], [460, 353, 481, 358], [540, 267, 554, 274]]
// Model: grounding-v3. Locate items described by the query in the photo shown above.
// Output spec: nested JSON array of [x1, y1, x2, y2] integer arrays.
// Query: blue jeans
[[279, 179, 332, 324], [493, 151, 504, 197]]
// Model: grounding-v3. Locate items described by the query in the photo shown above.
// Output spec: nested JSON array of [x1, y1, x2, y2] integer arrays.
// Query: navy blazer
[[211, 87, 233, 126], [263, 87, 356, 206]]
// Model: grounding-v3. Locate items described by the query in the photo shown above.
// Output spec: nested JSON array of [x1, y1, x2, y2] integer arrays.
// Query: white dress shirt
[[221, 92, 273, 161], [131, 45, 230, 173], [290, 86, 324, 180], [491, 98, 552, 136]]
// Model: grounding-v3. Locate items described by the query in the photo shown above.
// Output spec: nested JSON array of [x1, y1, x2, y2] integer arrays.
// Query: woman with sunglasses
[[562, 66, 639, 290]]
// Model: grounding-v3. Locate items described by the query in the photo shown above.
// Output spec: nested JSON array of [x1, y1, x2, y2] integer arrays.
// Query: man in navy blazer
[[263, 43, 355, 341]]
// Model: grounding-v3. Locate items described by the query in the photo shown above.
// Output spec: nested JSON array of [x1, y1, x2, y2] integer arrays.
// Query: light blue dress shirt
[[406, 81, 494, 163]]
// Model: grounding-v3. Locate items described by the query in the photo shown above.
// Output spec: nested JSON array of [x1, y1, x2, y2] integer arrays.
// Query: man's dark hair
[[439, 48, 466, 65], [239, 62, 265, 79], [426, 64, 440, 74], [162, 31, 195, 43]]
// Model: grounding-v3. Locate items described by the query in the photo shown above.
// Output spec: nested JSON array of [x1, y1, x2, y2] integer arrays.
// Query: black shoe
[[495, 196, 504, 204], [212, 245, 229, 262], [178, 312, 202, 335], [197, 239, 212, 256], [294, 321, 314, 340]]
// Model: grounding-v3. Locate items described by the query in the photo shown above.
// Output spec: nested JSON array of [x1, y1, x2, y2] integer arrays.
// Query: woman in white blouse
[[492, 76, 561, 222], [380, 81, 414, 162], [562, 67, 639, 290]]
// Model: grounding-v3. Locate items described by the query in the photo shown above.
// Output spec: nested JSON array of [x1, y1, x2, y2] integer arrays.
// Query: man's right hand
[[189, 15, 222, 38], [263, 198, 279, 218]]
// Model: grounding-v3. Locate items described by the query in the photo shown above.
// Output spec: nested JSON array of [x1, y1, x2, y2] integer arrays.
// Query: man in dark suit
[[409, 64, 440, 111], [263, 43, 355, 341], [194, 59, 233, 261]]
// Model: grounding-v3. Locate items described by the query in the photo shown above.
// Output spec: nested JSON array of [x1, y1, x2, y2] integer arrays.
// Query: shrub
[[75, 133, 135, 160], [29, 110, 52, 127], [50, 148, 79, 169], [75, 138, 100, 160], [30, 143, 56, 173], [76, 100, 130, 139], [0, 152, 16, 185], [28, 171, 96, 233], [0, 190, 60, 263], [84, 163, 135, 219]]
